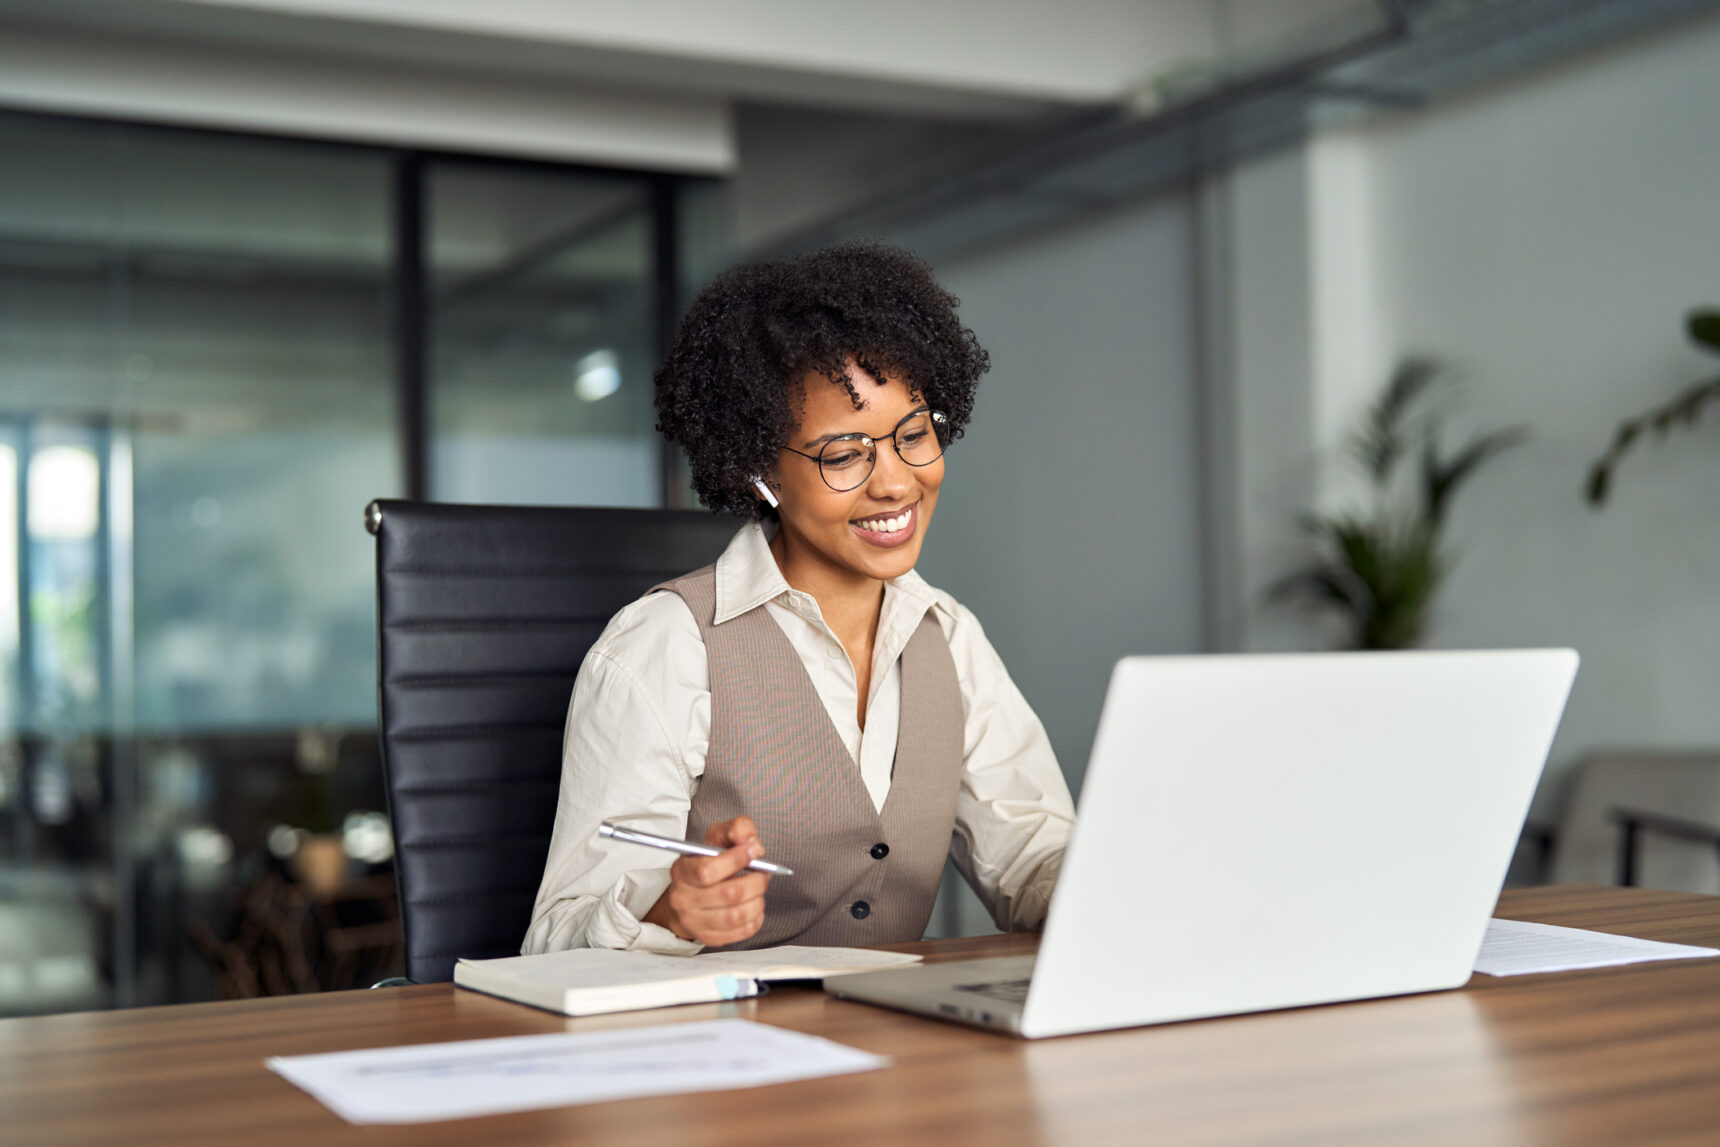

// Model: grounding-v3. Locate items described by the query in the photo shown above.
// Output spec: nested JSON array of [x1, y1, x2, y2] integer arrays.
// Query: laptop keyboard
[[952, 978, 1032, 1004]]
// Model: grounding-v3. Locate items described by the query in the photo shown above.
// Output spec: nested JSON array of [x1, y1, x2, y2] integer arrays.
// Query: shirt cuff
[[1010, 878, 1060, 932], [624, 920, 706, 956], [586, 874, 704, 955]]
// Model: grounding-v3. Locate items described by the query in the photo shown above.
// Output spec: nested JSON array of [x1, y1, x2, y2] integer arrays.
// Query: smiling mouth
[[851, 503, 918, 542], [854, 507, 912, 533]]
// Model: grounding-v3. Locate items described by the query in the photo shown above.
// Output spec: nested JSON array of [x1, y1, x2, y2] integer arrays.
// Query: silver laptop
[[827, 649, 1579, 1038]]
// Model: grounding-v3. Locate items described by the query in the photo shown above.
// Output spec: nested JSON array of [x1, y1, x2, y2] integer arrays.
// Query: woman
[[524, 241, 1073, 954]]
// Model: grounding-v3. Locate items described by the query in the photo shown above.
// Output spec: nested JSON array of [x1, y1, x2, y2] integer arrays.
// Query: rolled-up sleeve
[[522, 596, 709, 956]]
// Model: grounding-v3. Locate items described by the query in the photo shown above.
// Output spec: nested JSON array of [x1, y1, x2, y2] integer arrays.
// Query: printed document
[[1474, 918, 1720, 977], [268, 1018, 887, 1124]]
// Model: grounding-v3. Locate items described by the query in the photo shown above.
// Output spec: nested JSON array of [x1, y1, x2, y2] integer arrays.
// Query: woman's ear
[[752, 477, 779, 508]]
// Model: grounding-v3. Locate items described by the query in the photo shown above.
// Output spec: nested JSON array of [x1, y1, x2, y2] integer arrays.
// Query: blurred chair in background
[[1550, 751, 1720, 893], [188, 854, 401, 998]]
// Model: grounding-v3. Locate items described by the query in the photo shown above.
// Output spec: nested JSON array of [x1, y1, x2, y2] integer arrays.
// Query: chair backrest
[[367, 499, 736, 982]]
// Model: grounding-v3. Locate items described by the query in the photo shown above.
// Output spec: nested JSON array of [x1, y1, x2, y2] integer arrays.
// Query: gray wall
[[1355, 12, 1720, 816], [1211, 11, 1720, 823], [919, 190, 1207, 798]]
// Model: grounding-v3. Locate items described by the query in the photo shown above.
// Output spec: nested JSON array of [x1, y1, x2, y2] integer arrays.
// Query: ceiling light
[[574, 350, 621, 402]]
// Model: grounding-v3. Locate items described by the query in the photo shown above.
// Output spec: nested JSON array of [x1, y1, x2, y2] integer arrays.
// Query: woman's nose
[[865, 441, 914, 498]]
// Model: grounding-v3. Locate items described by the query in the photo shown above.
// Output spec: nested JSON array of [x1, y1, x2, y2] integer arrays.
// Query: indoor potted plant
[[1271, 357, 1528, 649]]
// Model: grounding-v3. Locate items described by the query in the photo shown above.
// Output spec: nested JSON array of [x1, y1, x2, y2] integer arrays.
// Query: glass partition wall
[[430, 165, 664, 506], [0, 111, 713, 1013]]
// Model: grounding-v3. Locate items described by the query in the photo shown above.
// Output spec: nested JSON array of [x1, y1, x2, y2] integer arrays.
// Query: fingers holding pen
[[627, 816, 774, 946], [668, 816, 771, 946], [667, 860, 770, 947], [667, 866, 770, 949], [705, 814, 763, 858]]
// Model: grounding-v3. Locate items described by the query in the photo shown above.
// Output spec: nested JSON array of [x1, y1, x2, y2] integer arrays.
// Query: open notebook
[[454, 945, 921, 1017]]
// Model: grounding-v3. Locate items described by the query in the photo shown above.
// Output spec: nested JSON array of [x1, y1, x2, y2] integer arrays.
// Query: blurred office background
[[0, 0, 1716, 1013]]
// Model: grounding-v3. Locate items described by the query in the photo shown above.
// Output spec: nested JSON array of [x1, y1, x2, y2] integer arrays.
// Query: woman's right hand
[[643, 815, 771, 947]]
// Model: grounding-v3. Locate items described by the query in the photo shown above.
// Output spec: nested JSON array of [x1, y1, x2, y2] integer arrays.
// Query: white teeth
[[857, 509, 911, 533]]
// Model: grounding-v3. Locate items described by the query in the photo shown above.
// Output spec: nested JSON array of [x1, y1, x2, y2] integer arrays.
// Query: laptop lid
[[1019, 649, 1578, 1039]]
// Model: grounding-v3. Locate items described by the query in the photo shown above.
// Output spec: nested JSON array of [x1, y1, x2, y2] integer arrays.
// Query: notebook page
[[692, 945, 922, 979]]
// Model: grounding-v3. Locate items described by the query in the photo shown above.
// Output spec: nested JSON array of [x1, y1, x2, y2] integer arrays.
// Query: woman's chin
[[850, 533, 924, 580]]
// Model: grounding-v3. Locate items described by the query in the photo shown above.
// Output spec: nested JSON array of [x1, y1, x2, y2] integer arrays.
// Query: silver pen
[[597, 821, 795, 876]]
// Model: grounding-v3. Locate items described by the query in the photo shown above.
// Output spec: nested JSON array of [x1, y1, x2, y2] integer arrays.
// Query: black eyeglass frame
[[781, 408, 950, 492]]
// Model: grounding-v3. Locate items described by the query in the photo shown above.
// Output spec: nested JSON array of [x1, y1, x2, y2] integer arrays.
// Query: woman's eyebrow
[[798, 407, 931, 449]]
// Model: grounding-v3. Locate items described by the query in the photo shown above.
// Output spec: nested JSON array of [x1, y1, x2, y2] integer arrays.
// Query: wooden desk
[[6, 885, 1720, 1146]]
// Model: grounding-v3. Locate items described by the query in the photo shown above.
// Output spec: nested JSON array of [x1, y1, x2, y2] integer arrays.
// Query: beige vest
[[658, 567, 964, 950]]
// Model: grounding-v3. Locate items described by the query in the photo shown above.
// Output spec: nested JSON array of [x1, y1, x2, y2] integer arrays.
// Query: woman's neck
[[769, 529, 885, 727], [768, 528, 886, 650]]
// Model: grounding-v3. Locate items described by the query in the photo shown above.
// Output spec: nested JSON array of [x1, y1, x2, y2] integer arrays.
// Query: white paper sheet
[[1474, 918, 1720, 977], [267, 1018, 888, 1124]]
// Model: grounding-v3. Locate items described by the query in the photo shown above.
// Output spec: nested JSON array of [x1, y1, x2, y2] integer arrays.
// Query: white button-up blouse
[[523, 522, 1075, 955]]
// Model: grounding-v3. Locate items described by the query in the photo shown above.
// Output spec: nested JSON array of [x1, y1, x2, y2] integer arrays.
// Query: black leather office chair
[[367, 499, 736, 983]]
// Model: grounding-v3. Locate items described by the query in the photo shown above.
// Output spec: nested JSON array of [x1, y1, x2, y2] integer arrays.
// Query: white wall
[[0, 21, 732, 172], [1216, 145, 1323, 652], [102, 0, 1229, 108], [1207, 131, 1398, 652], [1221, 11, 1720, 820], [0, 0, 1388, 160]]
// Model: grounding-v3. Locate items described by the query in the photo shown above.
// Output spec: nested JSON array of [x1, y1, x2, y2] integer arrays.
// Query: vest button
[[850, 900, 871, 920], [869, 842, 889, 860]]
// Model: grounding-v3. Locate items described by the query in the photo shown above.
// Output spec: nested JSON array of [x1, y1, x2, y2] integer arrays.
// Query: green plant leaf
[[1422, 425, 1529, 528], [1271, 355, 1521, 649], [1357, 521, 1442, 649], [1585, 374, 1720, 504], [1267, 565, 1363, 609], [1353, 357, 1442, 483], [1688, 308, 1720, 354], [1585, 462, 1611, 506], [1351, 356, 1443, 484]]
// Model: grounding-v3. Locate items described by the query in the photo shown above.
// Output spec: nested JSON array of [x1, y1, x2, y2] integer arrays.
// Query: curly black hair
[[654, 240, 990, 520]]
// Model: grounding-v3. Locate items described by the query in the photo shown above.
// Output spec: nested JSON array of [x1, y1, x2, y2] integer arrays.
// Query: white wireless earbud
[[753, 478, 779, 508]]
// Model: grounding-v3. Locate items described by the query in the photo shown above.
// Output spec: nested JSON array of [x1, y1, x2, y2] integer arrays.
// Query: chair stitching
[[386, 673, 577, 687], [405, 892, 535, 906], [383, 620, 604, 632], [388, 724, 563, 740]]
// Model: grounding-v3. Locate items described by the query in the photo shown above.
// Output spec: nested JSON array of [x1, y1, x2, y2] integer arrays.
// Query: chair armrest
[[1517, 820, 1557, 883], [1609, 806, 1720, 886]]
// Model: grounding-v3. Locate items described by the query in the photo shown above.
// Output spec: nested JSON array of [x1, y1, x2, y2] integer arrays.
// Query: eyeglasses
[[782, 408, 950, 493]]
